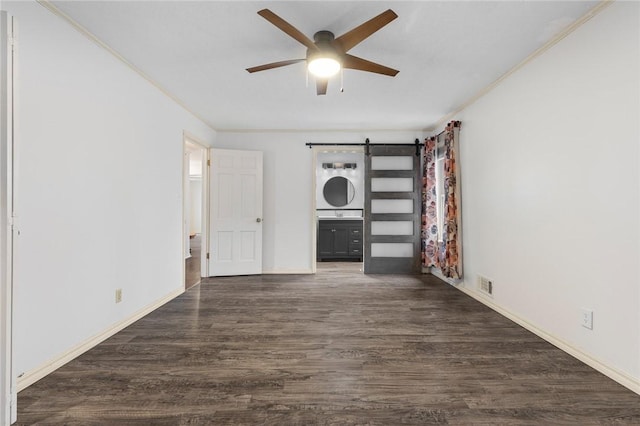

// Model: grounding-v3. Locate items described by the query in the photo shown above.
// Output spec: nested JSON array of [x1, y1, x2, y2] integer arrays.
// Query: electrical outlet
[[478, 275, 493, 296], [115, 288, 122, 304], [581, 308, 593, 330]]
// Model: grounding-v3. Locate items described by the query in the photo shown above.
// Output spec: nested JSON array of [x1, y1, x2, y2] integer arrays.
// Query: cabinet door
[[318, 226, 334, 257], [333, 226, 350, 256]]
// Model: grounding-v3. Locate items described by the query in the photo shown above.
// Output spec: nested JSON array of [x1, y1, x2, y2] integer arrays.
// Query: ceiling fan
[[246, 9, 399, 95]]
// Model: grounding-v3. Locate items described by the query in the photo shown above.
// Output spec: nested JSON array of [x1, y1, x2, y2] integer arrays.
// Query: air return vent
[[478, 275, 493, 296]]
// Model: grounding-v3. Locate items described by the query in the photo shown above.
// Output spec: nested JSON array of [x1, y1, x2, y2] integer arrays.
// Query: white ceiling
[[51, 1, 599, 132]]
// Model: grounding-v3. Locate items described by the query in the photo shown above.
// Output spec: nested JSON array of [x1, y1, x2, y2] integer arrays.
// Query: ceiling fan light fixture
[[308, 57, 341, 78]]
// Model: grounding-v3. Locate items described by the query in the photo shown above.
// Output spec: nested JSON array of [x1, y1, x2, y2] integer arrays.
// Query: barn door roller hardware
[[306, 138, 424, 156]]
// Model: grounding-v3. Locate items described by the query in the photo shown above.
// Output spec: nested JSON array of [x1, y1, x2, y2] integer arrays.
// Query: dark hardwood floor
[[17, 268, 640, 424]]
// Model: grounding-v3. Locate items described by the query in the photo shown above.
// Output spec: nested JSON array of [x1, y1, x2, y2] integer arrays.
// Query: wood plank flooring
[[17, 267, 640, 425]]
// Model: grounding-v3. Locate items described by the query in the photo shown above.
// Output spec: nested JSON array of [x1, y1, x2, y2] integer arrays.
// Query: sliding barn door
[[364, 146, 421, 274], [208, 149, 263, 277]]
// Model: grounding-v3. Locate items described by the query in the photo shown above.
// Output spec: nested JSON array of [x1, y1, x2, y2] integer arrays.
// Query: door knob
[[256, 218, 262, 223]]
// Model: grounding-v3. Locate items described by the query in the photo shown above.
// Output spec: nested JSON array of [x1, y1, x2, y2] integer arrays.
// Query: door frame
[[310, 145, 365, 274], [0, 10, 15, 424], [182, 132, 210, 287]]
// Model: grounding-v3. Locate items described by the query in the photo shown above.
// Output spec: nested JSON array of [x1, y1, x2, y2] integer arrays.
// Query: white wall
[[6, 1, 216, 381], [214, 131, 422, 273], [455, 1, 639, 388]]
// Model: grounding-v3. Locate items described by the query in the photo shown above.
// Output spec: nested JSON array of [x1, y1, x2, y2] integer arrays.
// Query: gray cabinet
[[317, 220, 363, 261]]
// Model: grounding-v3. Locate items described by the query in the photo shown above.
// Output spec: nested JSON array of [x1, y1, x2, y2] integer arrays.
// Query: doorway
[[312, 147, 365, 274], [311, 142, 424, 275], [183, 136, 208, 290]]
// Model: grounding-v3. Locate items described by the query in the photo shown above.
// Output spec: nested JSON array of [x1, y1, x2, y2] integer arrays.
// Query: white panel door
[[208, 149, 263, 276]]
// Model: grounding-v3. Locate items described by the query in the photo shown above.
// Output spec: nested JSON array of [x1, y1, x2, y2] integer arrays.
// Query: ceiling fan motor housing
[[313, 30, 335, 44], [307, 30, 342, 62]]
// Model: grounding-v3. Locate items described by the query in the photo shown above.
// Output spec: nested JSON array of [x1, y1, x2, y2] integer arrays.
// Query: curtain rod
[[429, 120, 462, 140], [306, 139, 424, 156]]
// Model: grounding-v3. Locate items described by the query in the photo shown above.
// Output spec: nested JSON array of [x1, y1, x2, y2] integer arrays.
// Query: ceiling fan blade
[[257, 9, 318, 51], [316, 78, 328, 96], [343, 54, 399, 77], [246, 59, 305, 73], [335, 9, 398, 52]]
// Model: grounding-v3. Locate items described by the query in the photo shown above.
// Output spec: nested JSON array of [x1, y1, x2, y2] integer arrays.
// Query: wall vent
[[478, 275, 493, 296]]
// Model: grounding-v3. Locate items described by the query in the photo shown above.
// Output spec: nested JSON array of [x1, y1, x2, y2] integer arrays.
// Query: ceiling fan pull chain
[[340, 68, 344, 93]]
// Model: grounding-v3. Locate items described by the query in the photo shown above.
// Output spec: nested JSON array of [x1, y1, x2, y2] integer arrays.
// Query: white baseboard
[[262, 269, 314, 275], [441, 276, 640, 395], [16, 287, 184, 392]]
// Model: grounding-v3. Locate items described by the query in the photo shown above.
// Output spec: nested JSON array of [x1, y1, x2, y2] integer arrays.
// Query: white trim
[[262, 269, 314, 275], [427, 0, 613, 132], [429, 267, 457, 286], [35, 0, 216, 132], [183, 132, 210, 279], [218, 128, 426, 134], [16, 288, 183, 392], [8, 13, 16, 423], [433, 272, 640, 395], [202, 148, 210, 278], [311, 147, 318, 273], [0, 10, 15, 424], [183, 131, 210, 149], [182, 148, 191, 266]]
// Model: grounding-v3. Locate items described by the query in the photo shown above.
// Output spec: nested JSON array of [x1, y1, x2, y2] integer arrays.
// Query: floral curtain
[[438, 121, 462, 279], [421, 137, 438, 268], [421, 121, 462, 279]]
